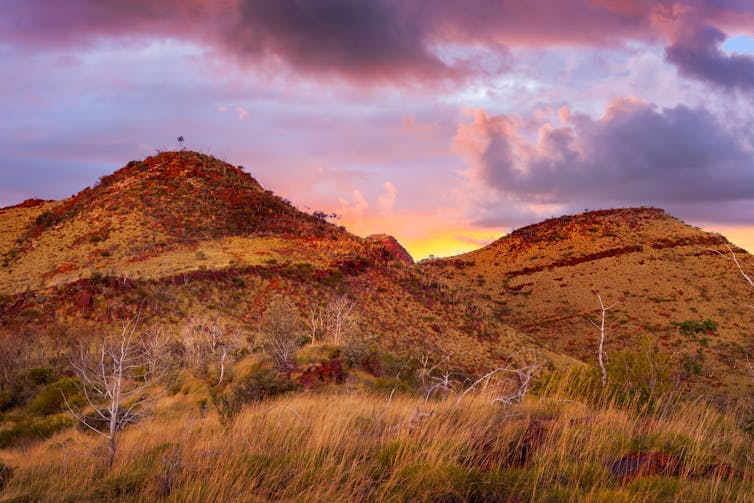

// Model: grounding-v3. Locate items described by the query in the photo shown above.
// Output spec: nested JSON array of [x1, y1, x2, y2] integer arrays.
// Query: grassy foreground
[[1, 375, 752, 502]]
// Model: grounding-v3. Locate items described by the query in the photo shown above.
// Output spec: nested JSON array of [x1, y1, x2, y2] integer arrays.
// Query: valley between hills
[[0, 151, 753, 501]]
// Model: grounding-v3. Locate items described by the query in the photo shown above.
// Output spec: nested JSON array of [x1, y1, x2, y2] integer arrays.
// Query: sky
[[1, 0, 753, 259]]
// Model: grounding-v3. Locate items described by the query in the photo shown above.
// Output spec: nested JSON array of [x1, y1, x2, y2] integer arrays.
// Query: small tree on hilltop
[[260, 296, 304, 373]]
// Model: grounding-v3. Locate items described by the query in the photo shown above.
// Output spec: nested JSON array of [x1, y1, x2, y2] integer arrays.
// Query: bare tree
[[0, 332, 26, 391], [181, 317, 239, 382], [64, 318, 165, 468], [304, 296, 357, 345], [325, 295, 356, 344], [304, 306, 325, 344], [706, 244, 754, 307], [456, 350, 543, 406], [260, 296, 304, 373], [586, 292, 619, 388]]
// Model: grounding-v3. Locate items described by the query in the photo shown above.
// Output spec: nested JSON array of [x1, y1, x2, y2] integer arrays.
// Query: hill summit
[[423, 207, 754, 399], [0, 151, 390, 293], [28, 151, 344, 244]]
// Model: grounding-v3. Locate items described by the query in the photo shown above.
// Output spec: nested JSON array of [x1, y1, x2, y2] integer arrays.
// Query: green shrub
[[236, 368, 299, 403], [27, 378, 83, 416], [0, 390, 13, 412], [27, 367, 55, 386], [209, 368, 300, 431], [671, 319, 718, 336], [209, 387, 243, 431], [0, 415, 72, 448]]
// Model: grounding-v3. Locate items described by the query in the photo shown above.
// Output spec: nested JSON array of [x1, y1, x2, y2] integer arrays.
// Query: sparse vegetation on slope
[[423, 207, 754, 405], [1, 153, 753, 501]]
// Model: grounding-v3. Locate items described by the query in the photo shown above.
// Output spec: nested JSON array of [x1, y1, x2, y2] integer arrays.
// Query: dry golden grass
[[0, 204, 334, 295], [1, 373, 752, 502]]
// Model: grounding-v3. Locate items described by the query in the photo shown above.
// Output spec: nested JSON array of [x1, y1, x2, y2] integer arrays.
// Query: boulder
[[366, 234, 414, 265]]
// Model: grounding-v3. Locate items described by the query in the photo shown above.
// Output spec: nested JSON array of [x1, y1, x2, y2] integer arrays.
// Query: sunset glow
[[1, 0, 753, 258]]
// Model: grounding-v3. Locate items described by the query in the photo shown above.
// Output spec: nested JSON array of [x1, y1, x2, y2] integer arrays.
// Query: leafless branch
[[586, 292, 619, 388]]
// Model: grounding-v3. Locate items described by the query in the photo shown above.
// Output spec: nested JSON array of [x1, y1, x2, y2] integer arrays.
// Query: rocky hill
[[0, 151, 366, 294], [0, 152, 530, 374], [2, 153, 754, 501], [1, 154, 752, 401], [421, 208, 754, 402]]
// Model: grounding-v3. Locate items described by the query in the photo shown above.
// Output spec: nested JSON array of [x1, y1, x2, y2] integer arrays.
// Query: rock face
[[366, 234, 414, 265], [611, 452, 681, 480], [294, 360, 344, 389]]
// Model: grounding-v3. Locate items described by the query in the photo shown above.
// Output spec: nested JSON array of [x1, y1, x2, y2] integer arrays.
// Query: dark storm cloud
[[222, 0, 448, 80], [454, 99, 754, 216], [665, 24, 754, 91], [3, 0, 754, 87]]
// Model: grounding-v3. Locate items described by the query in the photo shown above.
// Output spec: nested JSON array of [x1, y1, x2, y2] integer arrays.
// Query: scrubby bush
[[0, 390, 13, 412], [209, 367, 299, 430], [27, 367, 55, 386], [672, 319, 718, 336], [0, 414, 72, 448], [259, 297, 305, 373], [236, 368, 299, 403], [27, 377, 83, 416]]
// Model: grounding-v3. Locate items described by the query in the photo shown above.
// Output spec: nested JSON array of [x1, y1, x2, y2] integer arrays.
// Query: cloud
[[378, 181, 397, 215], [339, 189, 369, 220], [0, 0, 732, 85], [4, 0, 754, 87], [223, 0, 449, 81], [665, 23, 754, 91], [0, 0, 215, 47], [453, 99, 754, 223]]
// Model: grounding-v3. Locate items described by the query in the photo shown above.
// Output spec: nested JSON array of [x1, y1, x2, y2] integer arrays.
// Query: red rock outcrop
[[366, 234, 413, 265]]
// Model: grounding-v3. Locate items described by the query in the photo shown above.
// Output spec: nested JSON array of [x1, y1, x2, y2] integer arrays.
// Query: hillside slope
[[0, 151, 366, 294], [0, 152, 532, 374], [422, 208, 754, 401]]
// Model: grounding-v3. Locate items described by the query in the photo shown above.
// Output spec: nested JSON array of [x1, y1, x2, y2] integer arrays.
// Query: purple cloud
[[666, 24, 754, 91], [454, 99, 754, 222], [223, 0, 449, 81]]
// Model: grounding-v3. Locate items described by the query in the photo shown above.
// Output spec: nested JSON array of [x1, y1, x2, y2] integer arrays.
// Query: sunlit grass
[[1, 374, 752, 502]]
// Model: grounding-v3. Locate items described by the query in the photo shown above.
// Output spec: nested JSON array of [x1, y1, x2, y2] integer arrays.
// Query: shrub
[[28, 377, 84, 416], [236, 368, 299, 403], [259, 296, 305, 373], [0, 415, 72, 448], [0, 390, 13, 412], [209, 387, 243, 431], [33, 210, 61, 230], [27, 367, 55, 386], [209, 368, 300, 430], [342, 325, 379, 370], [671, 319, 718, 336]]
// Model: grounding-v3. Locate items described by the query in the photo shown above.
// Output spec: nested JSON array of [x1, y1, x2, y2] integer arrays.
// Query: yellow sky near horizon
[[379, 223, 753, 262]]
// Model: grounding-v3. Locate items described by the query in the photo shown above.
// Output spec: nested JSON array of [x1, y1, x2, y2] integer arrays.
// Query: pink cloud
[[453, 98, 754, 224], [4, 0, 753, 88]]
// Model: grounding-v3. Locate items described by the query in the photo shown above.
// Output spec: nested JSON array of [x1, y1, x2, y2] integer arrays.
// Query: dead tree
[[325, 295, 356, 344], [305, 306, 325, 344], [706, 244, 754, 308], [586, 292, 619, 388], [456, 350, 543, 406], [65, 318, 165, 468], [260, 297, 304, 373], [181, 317, 238, 383]]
